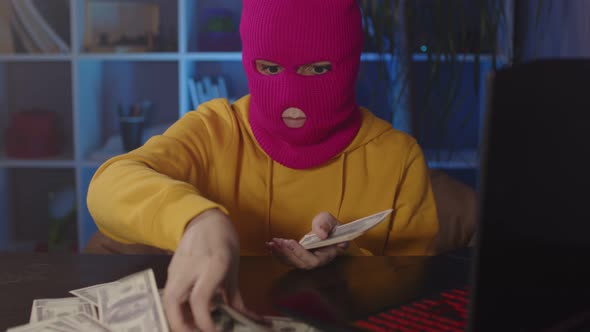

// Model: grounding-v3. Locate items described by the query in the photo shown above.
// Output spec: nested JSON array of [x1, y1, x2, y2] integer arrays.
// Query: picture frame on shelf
[[84, 1, 161, 53]]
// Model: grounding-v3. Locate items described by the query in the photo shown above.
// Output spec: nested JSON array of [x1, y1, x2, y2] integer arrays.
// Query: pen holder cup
[[120, 116, 145, 152]]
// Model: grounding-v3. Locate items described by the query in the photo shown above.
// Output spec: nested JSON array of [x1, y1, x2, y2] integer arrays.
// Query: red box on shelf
[[4, 111, 62, 159]]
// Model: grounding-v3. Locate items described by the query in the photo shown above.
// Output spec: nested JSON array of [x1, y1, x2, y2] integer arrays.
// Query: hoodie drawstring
[[336, 152, 346, 220], [266, 157, 273, 242]]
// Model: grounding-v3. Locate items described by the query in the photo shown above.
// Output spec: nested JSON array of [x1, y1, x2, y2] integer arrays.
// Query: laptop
[[274, 60, 590, 331], [468, 59, 590, 331]]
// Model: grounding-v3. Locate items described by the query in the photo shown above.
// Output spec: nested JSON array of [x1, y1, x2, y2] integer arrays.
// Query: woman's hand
[[162, 209, 244, 332], [267, 212, 349, 270]]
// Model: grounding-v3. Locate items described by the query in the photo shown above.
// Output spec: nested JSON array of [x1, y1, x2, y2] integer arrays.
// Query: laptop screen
[[469, 59, 590, 331]]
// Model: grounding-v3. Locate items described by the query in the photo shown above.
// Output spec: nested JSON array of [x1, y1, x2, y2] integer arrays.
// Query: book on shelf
[[188, 78, 199, 109], [7, 0, 70, 54], [22, 0, 69, 53], [9, 0, 40, 54], [188, 76, 231, 110], [31, 0, 71, 49], [0, 0, 15, 53]]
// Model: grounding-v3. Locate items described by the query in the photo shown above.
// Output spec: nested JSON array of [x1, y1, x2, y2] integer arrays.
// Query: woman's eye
[[315, 65, 332, 74], [256, 62, 283, 75], [299, 64, 332, 76], [265, 66, 281, 74]]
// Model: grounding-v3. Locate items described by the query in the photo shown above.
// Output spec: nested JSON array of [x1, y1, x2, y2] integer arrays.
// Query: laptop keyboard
[[354, 286, 470, 332]]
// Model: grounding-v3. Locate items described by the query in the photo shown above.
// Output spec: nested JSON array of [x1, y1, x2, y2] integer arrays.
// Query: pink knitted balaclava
[[240, 0, 364, 169]]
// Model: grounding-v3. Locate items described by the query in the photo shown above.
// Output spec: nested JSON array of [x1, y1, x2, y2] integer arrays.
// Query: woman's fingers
[[163, 257, 200, 332], [313, 245, 342, 267], [311, 212, 340, 240], [189, 259, 230, 332]]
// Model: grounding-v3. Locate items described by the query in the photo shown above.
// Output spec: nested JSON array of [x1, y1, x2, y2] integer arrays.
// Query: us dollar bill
[[30, 297, 97, 323], [60, 312, 113, 332], [70, 281, 119, 306], [11, 269, 319, 332], [7, 316, 79, 332], [299, 209, 393, 250], [97, 269, 169, 332], [266, 316, 319, 332], [218, 304, 272, 332]]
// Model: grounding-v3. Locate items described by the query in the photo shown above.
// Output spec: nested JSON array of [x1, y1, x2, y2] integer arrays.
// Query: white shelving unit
[[0, 0, 510, 252]]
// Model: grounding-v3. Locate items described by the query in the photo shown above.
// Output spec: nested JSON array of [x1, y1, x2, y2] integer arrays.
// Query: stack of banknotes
[[6, 269, 318, 332]]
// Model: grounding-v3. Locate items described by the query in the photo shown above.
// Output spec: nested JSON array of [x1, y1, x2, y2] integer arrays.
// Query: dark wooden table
[[0, 251, 471, 330]]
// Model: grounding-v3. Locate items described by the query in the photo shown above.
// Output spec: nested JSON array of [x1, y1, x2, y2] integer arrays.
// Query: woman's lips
[[282, 107, 307, 128]]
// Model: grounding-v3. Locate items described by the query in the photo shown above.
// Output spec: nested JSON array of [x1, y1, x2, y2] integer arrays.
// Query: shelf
[[0, 157, 75, 168], [361, 53, 393, 62], [0, 0, 503, 252], [79, 53, 179, 61], [76, 0, 178, 54], [0, 53, 507, 63], [184, 52, 242, 61], [181, 52, 504, 63], [411, 53, 498, 62], [80, 160, 104, 168], [0, 168, 77, 252], [361, 53, 506, 63], [0, 61, 74, 159], [0, 54, 72, 62], [425, 149, 479, 169], [77, 60, 179, 160]]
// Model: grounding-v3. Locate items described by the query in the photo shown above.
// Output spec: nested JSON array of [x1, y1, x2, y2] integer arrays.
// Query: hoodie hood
[[230, 95, 394, 255]]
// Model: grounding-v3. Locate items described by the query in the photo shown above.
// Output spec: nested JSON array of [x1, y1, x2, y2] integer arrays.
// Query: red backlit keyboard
[[355, 286, 470, 332]]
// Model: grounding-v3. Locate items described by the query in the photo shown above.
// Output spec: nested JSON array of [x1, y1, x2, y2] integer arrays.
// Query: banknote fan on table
[[6, 269, 319, 332]]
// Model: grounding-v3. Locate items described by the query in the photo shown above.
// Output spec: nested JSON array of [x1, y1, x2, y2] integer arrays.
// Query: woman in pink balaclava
[[87, 0, 439, 330]]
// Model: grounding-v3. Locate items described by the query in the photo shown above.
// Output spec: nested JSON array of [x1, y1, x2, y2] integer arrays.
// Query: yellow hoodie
[[87, 96, 439, 256]]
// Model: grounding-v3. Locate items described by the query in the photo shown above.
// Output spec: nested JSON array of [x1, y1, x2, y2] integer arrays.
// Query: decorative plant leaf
[[358, 0, 552, 161], [535, 0, 545, 31]]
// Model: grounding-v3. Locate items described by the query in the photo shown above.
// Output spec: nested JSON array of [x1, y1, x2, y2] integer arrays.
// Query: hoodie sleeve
[[386, 141, 440, 255], [87, 101, 234, 251]]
